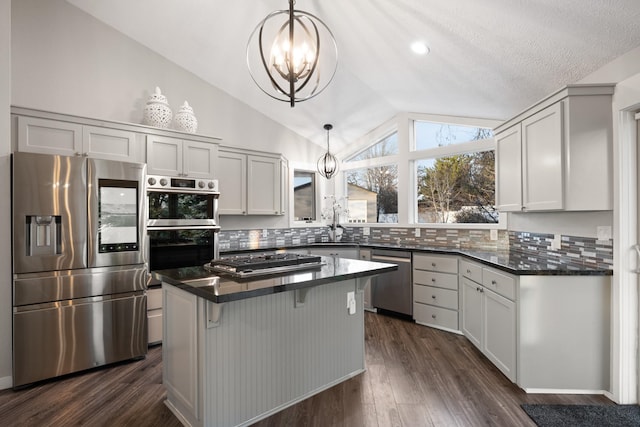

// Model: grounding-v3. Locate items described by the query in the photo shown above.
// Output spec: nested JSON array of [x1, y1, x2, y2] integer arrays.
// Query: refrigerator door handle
[[633, 244, 640, 273]]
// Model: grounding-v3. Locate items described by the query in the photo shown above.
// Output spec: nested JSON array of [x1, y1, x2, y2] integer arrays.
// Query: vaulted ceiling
[[67, 0, 640, 150]]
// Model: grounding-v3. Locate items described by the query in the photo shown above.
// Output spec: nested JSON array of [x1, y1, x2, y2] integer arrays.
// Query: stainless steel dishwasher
[[371, 250, 412, 317]]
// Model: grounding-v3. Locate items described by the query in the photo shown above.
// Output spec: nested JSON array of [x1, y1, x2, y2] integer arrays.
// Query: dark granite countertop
[[221, 243, 612, 276], [153, 256, 398, 303]]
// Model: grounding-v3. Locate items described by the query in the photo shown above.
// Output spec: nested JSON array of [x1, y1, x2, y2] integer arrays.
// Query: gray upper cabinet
[[494, 84, 614, 212], [15, 115, 142, 163], [217, 147, 287, 216], [146, 134, 217, 178]]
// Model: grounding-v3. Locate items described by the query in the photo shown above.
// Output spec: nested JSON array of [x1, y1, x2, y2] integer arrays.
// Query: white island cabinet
[[159, 256, 395, 427]]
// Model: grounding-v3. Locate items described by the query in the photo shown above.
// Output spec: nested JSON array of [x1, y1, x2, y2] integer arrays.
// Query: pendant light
[[246, 0, 338, 107], [317, 124, 339, 179]]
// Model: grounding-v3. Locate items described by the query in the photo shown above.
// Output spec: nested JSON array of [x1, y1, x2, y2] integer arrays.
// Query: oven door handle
[[147, 225, 221, 231]]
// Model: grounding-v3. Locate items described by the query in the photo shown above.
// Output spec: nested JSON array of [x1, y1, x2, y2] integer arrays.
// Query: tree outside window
[[415, 125, 497, 224]]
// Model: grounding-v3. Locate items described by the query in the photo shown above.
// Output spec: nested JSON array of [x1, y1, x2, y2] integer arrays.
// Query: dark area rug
[[521, 404, 640, 427]]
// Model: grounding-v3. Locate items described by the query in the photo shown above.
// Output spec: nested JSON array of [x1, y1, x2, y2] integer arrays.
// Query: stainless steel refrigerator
[[12, 152, 148, 388]]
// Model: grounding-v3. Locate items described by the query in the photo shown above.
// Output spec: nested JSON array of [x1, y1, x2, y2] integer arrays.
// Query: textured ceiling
[[67, 0, 640, 150]]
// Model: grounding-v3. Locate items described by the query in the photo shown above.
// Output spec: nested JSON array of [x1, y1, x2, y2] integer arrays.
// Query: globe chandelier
[[317, 124, 339, 179], [247, 0, 338, 107]]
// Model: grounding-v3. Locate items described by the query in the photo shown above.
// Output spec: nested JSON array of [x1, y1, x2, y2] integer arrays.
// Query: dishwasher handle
[[372, 255, 412, 264]]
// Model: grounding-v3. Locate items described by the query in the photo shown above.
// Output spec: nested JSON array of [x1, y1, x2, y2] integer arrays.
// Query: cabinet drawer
[[413, 303, 458, 331], [413, 254, 458, 274], [413, 270, 458, 290], [148, 309, 163, 344], [414, 285, 458, 310], [483, 268, 516, 301], [460, 260, 483, 283], [148, 288, 163, 310]]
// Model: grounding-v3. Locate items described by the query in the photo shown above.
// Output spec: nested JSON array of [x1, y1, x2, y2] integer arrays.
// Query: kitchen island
[[154, 256, 397, 427]]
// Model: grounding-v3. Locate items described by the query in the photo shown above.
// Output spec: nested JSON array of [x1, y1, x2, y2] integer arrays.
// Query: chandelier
[[247, 0, 338, 107], [317, 124, 339, 179]]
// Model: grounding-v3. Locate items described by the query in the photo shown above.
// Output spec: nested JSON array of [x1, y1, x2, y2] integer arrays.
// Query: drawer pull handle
[[431, 278, 436, 282], [466, 269, 471, 273], [431, 295, 436, 299], [491, 280, 497, 285], [431, 263, 436, 267], [431, 314, 436, 319]]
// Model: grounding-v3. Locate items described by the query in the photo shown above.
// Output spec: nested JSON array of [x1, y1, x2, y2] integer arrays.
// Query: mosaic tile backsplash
[[218, 226, 613, 269]]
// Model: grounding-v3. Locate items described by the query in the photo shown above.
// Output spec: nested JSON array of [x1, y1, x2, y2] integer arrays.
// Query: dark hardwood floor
[[0, 312, 612, 426]]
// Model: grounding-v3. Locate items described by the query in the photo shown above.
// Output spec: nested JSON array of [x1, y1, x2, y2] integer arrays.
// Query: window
[[416, 151, 498, 224], [293, 170, 316, 221], [346, 131, 398, 162], [346, 165, 398, 223], [415, 121, 493, 151], [413, 120, 497, 224]]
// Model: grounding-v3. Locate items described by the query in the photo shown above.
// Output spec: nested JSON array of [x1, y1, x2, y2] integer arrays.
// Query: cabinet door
[[522, 102, 564, 210], [483, 289, 516, 382], [280, 159, 288, 215], [309, 247, 358, 259], [183, 140, 216, 179], [359, 249, 373, 310], [17, 116, 83, 156], [460, 277, 483, 349], [163, 284, 199, 420], [83, 126, 141, 163], [495, 124, 522, 211], [146, 135, 183, 176], [247, 155, 281, 215], [217, 151, 247, 214]]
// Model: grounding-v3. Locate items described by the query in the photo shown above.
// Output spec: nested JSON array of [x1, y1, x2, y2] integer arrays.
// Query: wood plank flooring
[[0, 312, 612, 426]]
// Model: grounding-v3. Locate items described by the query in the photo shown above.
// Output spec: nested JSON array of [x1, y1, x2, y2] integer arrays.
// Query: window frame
[[289, 165, 324, 228], [335, 113, 506, 229]]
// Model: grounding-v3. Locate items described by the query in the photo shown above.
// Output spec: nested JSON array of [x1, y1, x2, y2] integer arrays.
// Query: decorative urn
[[173, 101, 198, 133], [143, 87, 173, 128]]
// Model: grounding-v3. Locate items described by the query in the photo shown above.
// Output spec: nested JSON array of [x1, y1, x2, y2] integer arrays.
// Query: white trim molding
[[612, 83, 640, 404]]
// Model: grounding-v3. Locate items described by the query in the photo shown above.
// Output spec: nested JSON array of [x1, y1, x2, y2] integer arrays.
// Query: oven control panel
[[147, 175, 218, 193]]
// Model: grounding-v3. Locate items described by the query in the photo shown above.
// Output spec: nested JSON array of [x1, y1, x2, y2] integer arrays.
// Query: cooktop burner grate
[[205, 253, 324, 278]]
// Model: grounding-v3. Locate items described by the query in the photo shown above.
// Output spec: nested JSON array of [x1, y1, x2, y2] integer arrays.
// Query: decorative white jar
[[173, 101, 198, 133], [143, 87, 172, 128]]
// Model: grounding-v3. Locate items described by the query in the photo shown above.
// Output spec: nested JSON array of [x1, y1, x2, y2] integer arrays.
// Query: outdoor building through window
[[339, 118, 498, 226], [346, 165, 398, 223]]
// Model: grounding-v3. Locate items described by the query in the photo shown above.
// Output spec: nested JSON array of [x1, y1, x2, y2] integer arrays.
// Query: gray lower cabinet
[[308, 247, 359, 259], [358, 248, 374, 310], [413, 253, 460, 332], [147, 287, 163, 345], [460, 259, 517, 382]]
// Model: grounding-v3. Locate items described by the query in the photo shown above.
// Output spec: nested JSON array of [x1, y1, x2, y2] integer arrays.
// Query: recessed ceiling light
[[411, 41, 430, 55]]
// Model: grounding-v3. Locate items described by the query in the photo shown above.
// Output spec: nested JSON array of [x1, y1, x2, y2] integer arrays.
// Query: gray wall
[[10, 0, 325, 233], [4, 0, 326, 388], [0, 0, 11, 389]]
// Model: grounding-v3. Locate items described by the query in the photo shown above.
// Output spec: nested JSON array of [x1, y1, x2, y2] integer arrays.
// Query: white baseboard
[[0, 375, 13, 390], [524, 388, 607, 395]]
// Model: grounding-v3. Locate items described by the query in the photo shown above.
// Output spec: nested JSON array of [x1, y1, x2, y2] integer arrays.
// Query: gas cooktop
[[205, 253, 324, 278]]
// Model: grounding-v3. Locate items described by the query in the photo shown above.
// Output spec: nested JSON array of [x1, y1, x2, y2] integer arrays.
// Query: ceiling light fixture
[[317, 124, 339, 179], [247, 0, 338, 107], [411, 41, 430, 55]]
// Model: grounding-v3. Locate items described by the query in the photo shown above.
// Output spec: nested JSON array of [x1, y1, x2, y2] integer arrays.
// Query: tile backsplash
[[218, 226, 613, 269]]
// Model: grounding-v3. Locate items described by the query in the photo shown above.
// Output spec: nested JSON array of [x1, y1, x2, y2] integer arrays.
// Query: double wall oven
[[147, 175, 220, 281]]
